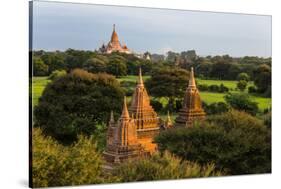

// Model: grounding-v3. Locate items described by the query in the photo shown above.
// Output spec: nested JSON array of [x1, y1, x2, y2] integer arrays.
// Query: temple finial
[[109, 111, 115, 123], [113, 24, 115, 31], [121, 96, 130, 119], [138, 67, 144, 86], [188, 67, 196, 88]]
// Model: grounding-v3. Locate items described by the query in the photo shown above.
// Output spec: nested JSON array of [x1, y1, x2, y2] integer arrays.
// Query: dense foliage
[[146, 68, 189, 111], [34, 69, 124, 143], [32, 128, 113, 187], [224, 93, 259, 115], [155, 110, 271, 175], [115, 151, 222, 182]]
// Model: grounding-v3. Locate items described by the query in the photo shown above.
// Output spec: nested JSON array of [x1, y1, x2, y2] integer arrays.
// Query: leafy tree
[[48, 70, 67, 81], [237, 72, 250, 81], [106, 55, 127, 77], [155, 110, 271, 175], [237, 80, 247, 91], [146, 68, 189, 111], [65, 49, 94, 71], [83, 57, 107, 73], [203, 102, 230, 115], [41, 52, 66, 74], [253, 64, 271, 95], [33, 57, 49, 76], [32, 128, 114, 187], [34, 69, 124, 143], [115, 151, 222, 182], [224, 93, 259, 115]]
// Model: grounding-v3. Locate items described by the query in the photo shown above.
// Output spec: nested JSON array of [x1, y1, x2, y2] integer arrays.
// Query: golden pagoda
[[175, 67, 205, 127], [99, 24, 131, 54], [103, 97, 144, 168], [162, 111, 173, 129], [129, 68, 160, 154]]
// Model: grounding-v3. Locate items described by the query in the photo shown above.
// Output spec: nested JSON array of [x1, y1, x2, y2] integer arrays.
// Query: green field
[[197, 78, 254, 90], [32, 77, 50, 106], [32, 76, 271, 111]]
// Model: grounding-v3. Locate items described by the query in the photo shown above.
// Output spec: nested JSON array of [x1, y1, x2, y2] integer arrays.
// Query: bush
[[150, 99, 163, 112], [115, 151, 222, 182], [237, 80, 247, 91], [48, 70, 67, 80], [32, 128, 112, 187], [155, 110, 271, 175], [208, 85, 220, 92], [237, 72, 250, 82], [248, 86, 257, 93], [34, 69, 124, 144], [204, 102, 230, 115], [224, 93, 259, 115], [198, 84, 209, 91]]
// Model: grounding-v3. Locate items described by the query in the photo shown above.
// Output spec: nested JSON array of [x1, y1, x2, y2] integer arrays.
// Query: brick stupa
[[175, 67, 205, 127], [130, 68, 160, 154], [99, 24, 131, 54], [103, 97, 144, 169]]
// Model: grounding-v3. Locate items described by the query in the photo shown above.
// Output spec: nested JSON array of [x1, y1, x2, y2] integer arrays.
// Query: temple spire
[[113, 24, 115, 31], [188, 67, 196, 88], [121, 96, 130, 119], [109, 111, 115, 123], [138, 67, 144, 86]]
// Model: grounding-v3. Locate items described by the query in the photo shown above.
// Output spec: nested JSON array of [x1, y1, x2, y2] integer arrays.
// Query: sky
[[32, 1, 272, 57]]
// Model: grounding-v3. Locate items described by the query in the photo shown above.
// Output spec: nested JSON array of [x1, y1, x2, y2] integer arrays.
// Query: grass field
[[32, 76, 271, 111], [32, 77, 50, 107], [197, 78, 254, 90]]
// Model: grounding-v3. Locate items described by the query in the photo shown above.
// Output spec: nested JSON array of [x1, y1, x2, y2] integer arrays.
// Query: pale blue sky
[[32, 1, 272, 57]]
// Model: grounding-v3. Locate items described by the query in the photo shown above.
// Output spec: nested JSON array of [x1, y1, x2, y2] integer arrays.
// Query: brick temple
[[175, 67, 206, 127], [103, 68, 160, 168], [103, 67, 205, 168], [99, 24, 132, 54]]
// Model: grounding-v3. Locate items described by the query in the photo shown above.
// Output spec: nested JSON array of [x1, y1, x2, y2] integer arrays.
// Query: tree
[[146, 68, 189, 111], [48, 70, 67, 81], [33, 57, 49, 76], [253, 64, 271, 95], [32, 128, 115, 187], [155, 110, 271, 175], [83, 57, 107, 73], [34, 69, 124, 143], [224, 93, 259, 115], [41, 52, 66, 74], [106, 55, 127, 77], [237, 72, 250, 82], [115, 151, 222, 182], [237, 80, 247, 91]]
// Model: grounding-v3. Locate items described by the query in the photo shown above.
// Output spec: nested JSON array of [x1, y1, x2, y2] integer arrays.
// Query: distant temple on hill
[[103, 67, 205, 168], [175, 67, 206, 127], [99, 24, 132, 54]]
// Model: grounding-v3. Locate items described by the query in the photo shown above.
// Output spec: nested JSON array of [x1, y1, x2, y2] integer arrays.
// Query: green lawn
[[32, 76, 271, 111], [117, 75, 150, 82], [197, 78, 254, 90], [32, 77, 50, 107]]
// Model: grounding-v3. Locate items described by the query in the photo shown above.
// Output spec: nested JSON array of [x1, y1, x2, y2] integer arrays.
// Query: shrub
[[115, 151, 222, 182], [237, 72, 250, 82], [32, 128, 111, 187], [48, 70, 67, 80], [156, 110, 271, 175], [198, 84, 209, 91], [224, 93, 259, 115], [208, 85, 220, 92], [204, 102, 230, 115], [248, 86, 257, 93], [150, 99, 163, 112], [237, 80, 247, 91], [34, 69, 124, 143]]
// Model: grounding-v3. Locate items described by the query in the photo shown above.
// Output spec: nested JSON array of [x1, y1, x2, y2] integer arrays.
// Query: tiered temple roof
[[99, 24, 131, 54], [103, 97, 144, 168], [175, 67, 205, 127], [129, 68, 160, 154]]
